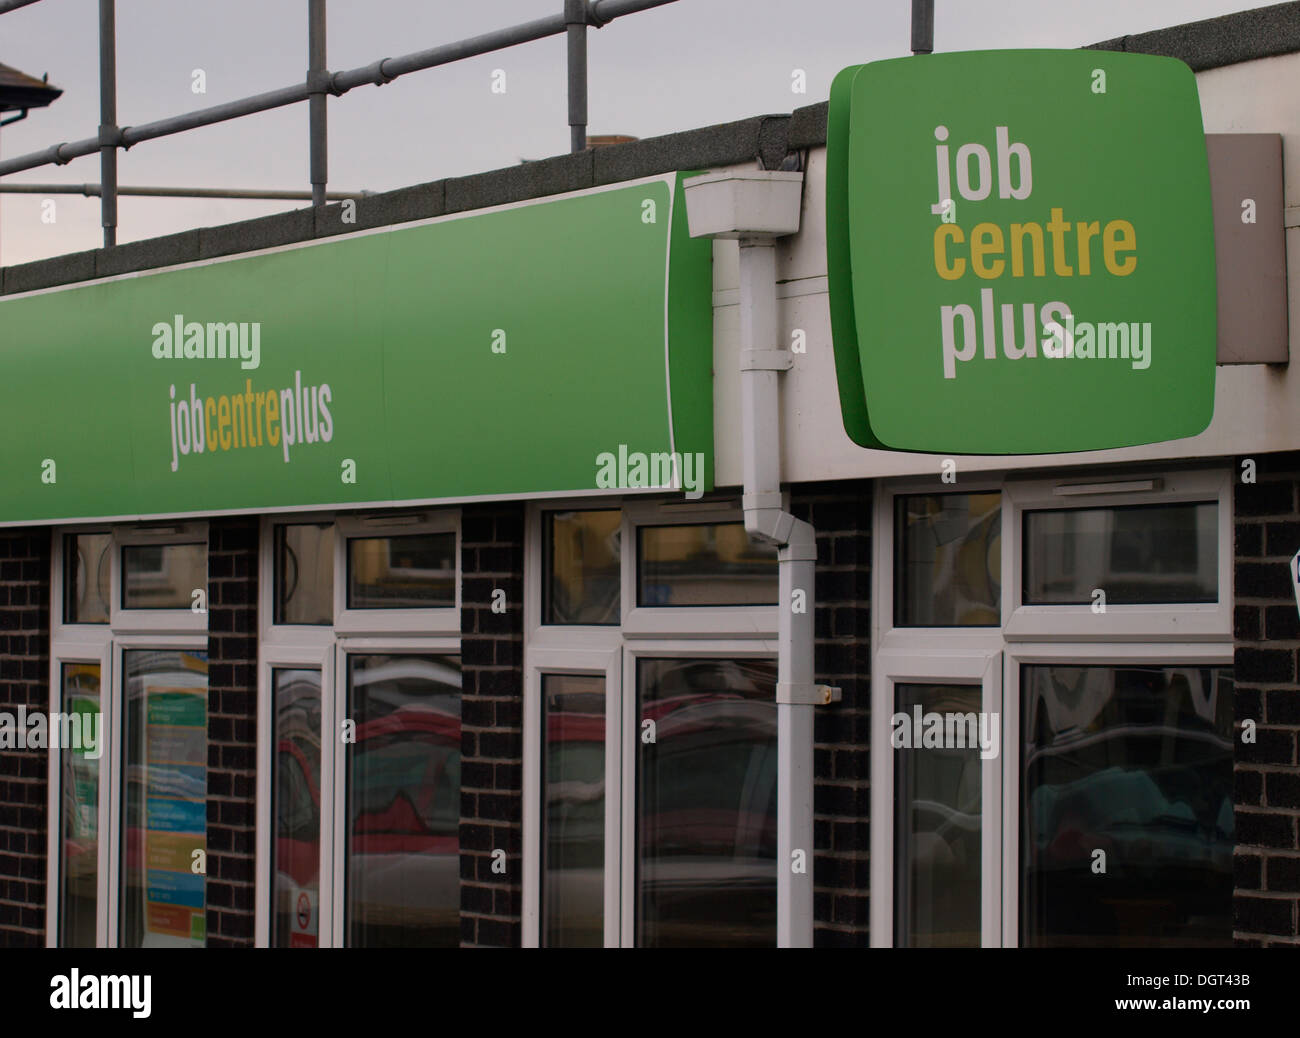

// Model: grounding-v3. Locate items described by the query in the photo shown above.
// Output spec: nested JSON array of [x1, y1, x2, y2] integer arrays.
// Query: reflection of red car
[[274, 661, 462, 948]]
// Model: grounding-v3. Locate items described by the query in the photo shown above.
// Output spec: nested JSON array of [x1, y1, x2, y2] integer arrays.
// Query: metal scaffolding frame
[[0, 0, 681, 247]]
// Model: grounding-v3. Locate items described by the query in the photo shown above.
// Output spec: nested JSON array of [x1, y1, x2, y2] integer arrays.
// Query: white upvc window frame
[[44, 636, 112, 948], [523, 496, 780, 948], [109, 632, 208, 948], [333, 510, 460, 637], [47, 523, 210, 948], [254, 642, 335, 948], [111, 522, 210, 635], [522, 645, 622, 948], [873, 464, 1234, 949], [621, 496, 779, 640], [1003, 468, 1231, 643], [255, 510, 462, 948], [870, 648, 1003, 948], [1000, 640, 1235, 947], [618, 637, 779, 948], [259, 512, 337, 652], [329, 634, 461, 948]]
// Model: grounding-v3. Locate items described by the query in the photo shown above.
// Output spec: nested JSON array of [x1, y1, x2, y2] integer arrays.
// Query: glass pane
[[120, 649, 208, 948], [121, 543, 207, 610], [1023, 502, 1217, 604], [346, 654, 461, 947], [1021, 664, 1234, 947], [636, 657, 777, 947], [274, 524, 334, 624], [544, 511, 621, 624], [59, 662, 102, 947], [542, 674, 605, 947], [893, 683, 982, 947], [347, 533, 456, 609], [638, 524, 778, 607], [64, 533, 111, 624], [895, 493, 1001, 626], [272, 669, 322, 948]]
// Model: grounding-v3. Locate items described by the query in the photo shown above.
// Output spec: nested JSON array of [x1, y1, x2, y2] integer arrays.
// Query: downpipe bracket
[[776, 683, 843, 706]]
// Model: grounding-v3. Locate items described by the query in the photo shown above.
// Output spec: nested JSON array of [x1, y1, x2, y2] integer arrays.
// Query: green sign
[[0, 173, 712, 524], [827, 51, 1217, 454]]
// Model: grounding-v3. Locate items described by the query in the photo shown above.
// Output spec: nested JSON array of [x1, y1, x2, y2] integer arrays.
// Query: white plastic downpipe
[[683, 169, 834, 948], [737, 236, 821, 948]]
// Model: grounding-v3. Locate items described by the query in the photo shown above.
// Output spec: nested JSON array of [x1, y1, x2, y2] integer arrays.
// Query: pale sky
[[0, 0, 1272, 265]]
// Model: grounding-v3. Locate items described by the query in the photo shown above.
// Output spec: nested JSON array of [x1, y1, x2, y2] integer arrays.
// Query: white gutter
[[683, 170, 841, 948]]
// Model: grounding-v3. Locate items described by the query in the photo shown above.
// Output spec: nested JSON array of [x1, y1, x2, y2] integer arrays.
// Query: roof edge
[[4, 3, 1299, 293]]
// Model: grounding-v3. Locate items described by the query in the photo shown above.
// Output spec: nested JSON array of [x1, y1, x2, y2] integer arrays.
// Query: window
[[541, 673, 606, 947], [543, 510, 620, 624], [873, 468, 1234, 948], [58, 662, 102, 947], [274, 523, 333, 625], [257, 510, 461, 947], [47, 524, 209, 948], [1019, 662, 1233, 947], [637, 523, 777, 607], [524, 498, 779, 947]]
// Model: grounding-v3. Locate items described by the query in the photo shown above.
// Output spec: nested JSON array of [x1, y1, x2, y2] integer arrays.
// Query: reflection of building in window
[[1022, 664, 1234, 948], [348, 534, 456, 609]]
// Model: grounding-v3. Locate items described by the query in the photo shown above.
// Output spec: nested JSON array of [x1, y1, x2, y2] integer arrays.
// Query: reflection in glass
[[346, 654, 461, 947], [120, 649, 208, 948], [544, 511, 621, 624], [542, 674, 605, 947], [60, 662, 101, 947], [638, 524, 778, 607], [120, 543, 207, 610], [894, 683, 981, 947], [272, 669, 322, 947], [64, 533, 111, 624], [895, 493, 1001, 626], [1021, 664, 1234, 947], [347, 534, 455, 609], [275, 524, 334, 624], [636, 657, 777, 947], [1023, 502, 1217, 604]]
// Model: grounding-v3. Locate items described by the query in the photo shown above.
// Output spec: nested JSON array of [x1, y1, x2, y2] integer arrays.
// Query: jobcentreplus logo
[[0, 707, 101, 758], [167, 373, 334, 472], [50, 970, 150, 1018]]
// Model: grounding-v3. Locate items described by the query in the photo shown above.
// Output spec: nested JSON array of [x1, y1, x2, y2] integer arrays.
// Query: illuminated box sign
[[0, 173, 712, 525], [827, 51, 1217, 454]]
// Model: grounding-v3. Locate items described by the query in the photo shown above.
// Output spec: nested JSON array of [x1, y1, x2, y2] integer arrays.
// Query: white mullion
[[318, 645, 337, 948], [523, 646, 620, 948], [333, 640, 347, 947], [981, 651, 1003, 948]]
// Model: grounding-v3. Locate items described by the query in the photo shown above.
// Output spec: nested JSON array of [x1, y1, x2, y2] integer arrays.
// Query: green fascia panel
[[0, 172, 713, 524]]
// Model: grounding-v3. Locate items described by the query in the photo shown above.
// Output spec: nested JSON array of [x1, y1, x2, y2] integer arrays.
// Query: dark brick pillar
[[205, 518, 258, 947], [0, 528, 51, 947], [1233, 450, 1300, 946], [791, 480, 872, 947], [459, 503, 524, 947]]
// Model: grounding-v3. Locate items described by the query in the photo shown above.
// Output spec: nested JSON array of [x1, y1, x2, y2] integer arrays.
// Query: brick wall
[[1233, 450, 1300, 945], [459, 503, 525, 947], [0, 528, 50, 947], [205, 518, 259, 947], [792, 480, 873, 947]]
